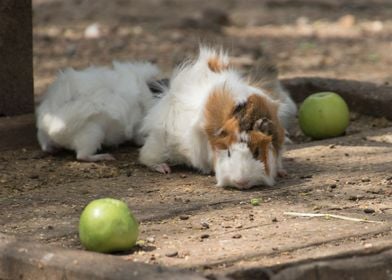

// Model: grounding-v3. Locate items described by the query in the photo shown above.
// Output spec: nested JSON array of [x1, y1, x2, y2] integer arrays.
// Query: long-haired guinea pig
[[139, 47, 297, 189], [36, 61, 160, 162]]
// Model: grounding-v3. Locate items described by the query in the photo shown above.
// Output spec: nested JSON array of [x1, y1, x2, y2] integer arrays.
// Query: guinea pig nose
[[234, 179, 250, 188]]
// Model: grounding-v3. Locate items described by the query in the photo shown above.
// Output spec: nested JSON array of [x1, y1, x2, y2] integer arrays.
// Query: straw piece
[[284, 212, 383, 224]]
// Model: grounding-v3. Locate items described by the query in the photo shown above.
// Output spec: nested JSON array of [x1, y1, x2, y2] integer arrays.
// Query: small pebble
[[232, 234, 242, 239], [366, 188, 382, 194], [29, 174, 39, 179], [202, 7, 230, 26], [180, 7, 229, 30], [361, 178, 371, 182], [84, 23, 101, 39], [363, 208, 375, 214], [179, 215, 189, 220], [201, 222, 210, 229], [109, 41, 126, 52], [271, 217, 278, 222], [348, 195, 364, 201], [165, 250, 178, 258], [329, 184, 337, 189], [65, 44, 77, 57], [31, 152, 46, 159], [200, 234, 210, 239], [146, 189, 157, 193], [180, 174, 187, 178], [146, 237, 155, 243]]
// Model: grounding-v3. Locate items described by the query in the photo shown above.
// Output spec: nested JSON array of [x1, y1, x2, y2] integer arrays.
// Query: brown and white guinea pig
[[139, 47, 297, 189], [36, 61, 160, 162]]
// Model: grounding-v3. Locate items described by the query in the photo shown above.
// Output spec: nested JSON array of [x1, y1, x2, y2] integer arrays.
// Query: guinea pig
[[36, 61, 160, 162], [139, 47, 296, 189]]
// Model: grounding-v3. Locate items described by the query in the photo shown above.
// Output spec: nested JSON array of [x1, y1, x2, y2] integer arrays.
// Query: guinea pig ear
[[254, 118, 272, 134]]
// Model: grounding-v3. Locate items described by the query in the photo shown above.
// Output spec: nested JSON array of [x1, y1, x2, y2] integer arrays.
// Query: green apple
[[79, 198, 139, 253], [299, 92, 350, 139]]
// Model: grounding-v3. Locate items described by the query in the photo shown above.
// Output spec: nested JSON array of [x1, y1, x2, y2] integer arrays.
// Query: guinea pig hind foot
[[151, 163, 171, 174], [77, 153, 116, 162], [278, 169, 288, 178], [41, 145, 62, 154]]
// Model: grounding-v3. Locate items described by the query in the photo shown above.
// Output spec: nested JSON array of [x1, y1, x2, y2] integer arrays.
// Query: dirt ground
[[1, 0, 392, 277]]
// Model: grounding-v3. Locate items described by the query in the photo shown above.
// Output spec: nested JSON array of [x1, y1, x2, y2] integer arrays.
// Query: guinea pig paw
[[41, 144, 62, 154], [78, 153, 116, 162], [278, 169, 288, 178], [152, 163, 171, 174]]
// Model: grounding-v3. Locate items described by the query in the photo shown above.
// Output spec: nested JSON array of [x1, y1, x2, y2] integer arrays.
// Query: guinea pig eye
[[253, 147, 262, 159], [216, 128, 228, 137], [220, 130, 228, 137]]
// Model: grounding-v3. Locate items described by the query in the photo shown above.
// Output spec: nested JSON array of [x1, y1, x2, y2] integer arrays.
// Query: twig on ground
[[284, 212, 383, 224]]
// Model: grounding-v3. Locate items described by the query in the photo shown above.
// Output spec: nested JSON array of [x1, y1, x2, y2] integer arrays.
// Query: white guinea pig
[[36, 61, 160, 162], [139, 47, 296, 189]]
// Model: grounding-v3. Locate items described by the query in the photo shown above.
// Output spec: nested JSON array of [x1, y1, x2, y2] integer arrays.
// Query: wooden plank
[[0, 0, 34, 116], [0, 234, 206, 280]]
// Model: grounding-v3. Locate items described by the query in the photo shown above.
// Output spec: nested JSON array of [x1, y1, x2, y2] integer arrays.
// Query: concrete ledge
[[0, 234, 206, 280]]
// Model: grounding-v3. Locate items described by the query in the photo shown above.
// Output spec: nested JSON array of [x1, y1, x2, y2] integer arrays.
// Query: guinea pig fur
[[139, 47, 296, 189], [36, 61, 160, 162]]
